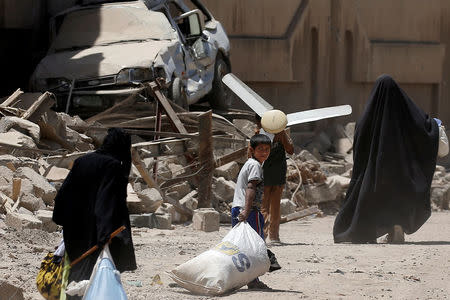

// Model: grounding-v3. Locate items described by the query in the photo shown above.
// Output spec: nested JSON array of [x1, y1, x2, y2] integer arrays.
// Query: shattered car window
[[52, 5, 177, 52]]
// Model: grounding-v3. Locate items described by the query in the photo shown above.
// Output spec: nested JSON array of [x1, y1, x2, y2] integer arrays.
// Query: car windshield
[[52, 3, 176, 51]]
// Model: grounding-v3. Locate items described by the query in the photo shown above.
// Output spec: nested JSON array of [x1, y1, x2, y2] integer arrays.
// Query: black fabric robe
[[53, 129, 136, 282], [333, 75, 439, 243]]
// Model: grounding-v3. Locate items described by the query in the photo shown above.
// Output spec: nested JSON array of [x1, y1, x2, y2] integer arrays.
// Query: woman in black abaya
[[52, 128, 136, 295], [333, 75, 440, 243]]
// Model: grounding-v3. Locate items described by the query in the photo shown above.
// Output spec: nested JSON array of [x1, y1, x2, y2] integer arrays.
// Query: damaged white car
[[30, 0, 231, 117]]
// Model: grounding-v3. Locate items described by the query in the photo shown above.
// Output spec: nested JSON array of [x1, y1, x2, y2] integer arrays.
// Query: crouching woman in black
[[333, 74, 446, 244]]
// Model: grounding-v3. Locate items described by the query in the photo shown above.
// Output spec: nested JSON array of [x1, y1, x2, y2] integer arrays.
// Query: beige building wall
[[203, 0, 449, 129]]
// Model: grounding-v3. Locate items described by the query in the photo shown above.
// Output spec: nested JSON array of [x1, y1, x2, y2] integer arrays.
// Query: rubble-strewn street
[[1, 212, 449, 299], [0, 89, 449, 299]]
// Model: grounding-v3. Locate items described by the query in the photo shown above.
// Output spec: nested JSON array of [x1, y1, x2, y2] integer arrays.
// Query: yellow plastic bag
[[36, 252, 64, 300]]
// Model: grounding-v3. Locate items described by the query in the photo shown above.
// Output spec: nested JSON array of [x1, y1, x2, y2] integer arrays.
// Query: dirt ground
[[1, 211, 449, 300]]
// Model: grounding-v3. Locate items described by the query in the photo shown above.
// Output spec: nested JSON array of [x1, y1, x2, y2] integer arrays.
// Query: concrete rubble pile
[[0, 90, 449, 239]]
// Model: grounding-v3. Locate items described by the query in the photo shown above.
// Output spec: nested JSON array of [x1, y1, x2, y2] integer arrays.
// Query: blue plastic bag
[[83, 246, 127, 300]]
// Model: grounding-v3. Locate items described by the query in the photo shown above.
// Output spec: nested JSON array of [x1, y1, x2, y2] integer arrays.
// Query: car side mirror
[[175, 9, 205, 44]]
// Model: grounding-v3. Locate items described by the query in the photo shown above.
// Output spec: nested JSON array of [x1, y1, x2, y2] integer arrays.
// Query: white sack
[[168, 222, 270, 295]]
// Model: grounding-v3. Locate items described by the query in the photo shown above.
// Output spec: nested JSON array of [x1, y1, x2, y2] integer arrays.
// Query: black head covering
[[96, 127, 131, 177], [333, 74, 439, 243]]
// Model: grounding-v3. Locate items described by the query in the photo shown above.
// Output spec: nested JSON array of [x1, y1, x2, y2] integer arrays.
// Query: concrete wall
[[0, 0, 449, 129], [203, 0, 449, 129]]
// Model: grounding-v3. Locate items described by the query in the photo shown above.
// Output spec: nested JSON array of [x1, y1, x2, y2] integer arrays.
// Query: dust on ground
[[1, 212, 449, 300]]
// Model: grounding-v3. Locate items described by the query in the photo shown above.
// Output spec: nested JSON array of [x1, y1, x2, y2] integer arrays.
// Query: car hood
[[32, 39, 177, 80]]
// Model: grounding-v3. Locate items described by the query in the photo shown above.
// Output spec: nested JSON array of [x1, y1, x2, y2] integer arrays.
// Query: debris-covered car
[[30, 0, 231, 117]]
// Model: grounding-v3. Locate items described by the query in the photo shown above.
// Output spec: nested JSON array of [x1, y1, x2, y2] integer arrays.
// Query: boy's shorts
[[231, 207, 265, 240]]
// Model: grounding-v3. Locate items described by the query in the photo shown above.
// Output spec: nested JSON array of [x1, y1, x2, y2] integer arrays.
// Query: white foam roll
[[261, 109, 287, 134]]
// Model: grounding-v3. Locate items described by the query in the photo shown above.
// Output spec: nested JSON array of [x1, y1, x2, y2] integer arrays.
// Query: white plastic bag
[[168, 222, 270, 295], [438, 125, 449, 157], [82, 245, 127, 300]]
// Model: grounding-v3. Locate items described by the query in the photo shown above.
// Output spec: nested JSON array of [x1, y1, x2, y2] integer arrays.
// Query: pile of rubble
[[0, 88, 449, 237]]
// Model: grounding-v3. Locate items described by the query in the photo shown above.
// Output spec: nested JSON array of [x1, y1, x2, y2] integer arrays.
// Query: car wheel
[[169, 77, 188, 110], [207, 55, 231, 109]]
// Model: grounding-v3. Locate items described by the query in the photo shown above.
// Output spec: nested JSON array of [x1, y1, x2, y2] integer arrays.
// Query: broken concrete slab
[[212, 177, 235, 204], [19, 193, 46, 212], [36, 209, 58, 232], [304, 177, 343, 204], [0, 116, 41, 142], [0, 130, 37, 151], [154, 213, 173, 229], [192, 208, 220, 232], [15, 167, 56, 205], [179, 191, 198, 211], [43, 166, 70, 182], [214, 161, 240, 181], [156, 203, 188, 224], [136, 188, 164, 213], [327, 175, 351, 189], [280, 199, 297, 216], [5, 212, 42, 230], [165, 182, 191, 200]]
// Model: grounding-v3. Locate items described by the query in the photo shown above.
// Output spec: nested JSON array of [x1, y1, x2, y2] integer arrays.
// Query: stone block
[[179, 191, 198, 211], [44, 166, 70, 182], [153, 213, 173, 229], [192, 208, 220, 232], [280, 199, 297, 216], [219, 211, 231, 224], [17, 207, 33, 215], [20, 193, 46, 212], [5, 212, 42, 230], [0, 281, 24, 300], [129, 213, 153, 228], [15, 167, 56, 205], [131, 188, 163, 213], [327, 175, 351, 189], [0, 166, 13, 182], [167, 163, 183, 176], [304, 177, 343, 204], [36, 210, 58, 232], [212, 177, 235, 204], [214, 161, 240, 181], [156, 203, 185, 223], [320, 162, 347, 175], [166, 182, 191, 199]]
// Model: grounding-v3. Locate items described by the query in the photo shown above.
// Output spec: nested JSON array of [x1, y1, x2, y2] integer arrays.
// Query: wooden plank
[[12, 178, 21, 202], [21, 92, 52, 120], [197, 111, 214, 208], [214, 147, 247, 168], [132, 139, 188, 158], [0, 88, 23, 108], [280, 206, 321, 224], [149, 82, 188, 134]]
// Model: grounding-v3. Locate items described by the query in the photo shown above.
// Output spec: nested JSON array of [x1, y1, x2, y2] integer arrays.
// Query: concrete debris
[[214, 161, 240, 181], [15, 167, 56, 205], [165, 182, 191, 200], [192, 208, 220, 232], [0, 87, 447, 240], [280, 199, 297, 216], [36, 209, 58, 232], [5, 212, 42, 230]]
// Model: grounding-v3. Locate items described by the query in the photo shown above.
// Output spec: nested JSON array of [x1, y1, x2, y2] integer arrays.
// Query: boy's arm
[[238, 180, 258, 221]]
